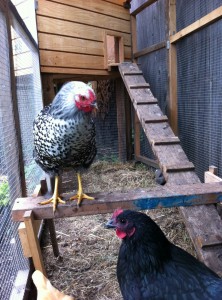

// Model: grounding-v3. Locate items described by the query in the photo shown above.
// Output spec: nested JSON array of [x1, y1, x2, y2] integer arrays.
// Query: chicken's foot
[[39, 175, 65, 212], [69, 172, 94, 206]]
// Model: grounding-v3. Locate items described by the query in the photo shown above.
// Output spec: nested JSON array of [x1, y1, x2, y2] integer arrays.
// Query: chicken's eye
[[81, 96, 86, 101], [120, 218, 126, 224]]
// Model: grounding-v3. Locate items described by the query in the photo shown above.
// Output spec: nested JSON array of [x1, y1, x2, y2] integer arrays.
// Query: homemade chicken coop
[[1, 0, 222, 299]]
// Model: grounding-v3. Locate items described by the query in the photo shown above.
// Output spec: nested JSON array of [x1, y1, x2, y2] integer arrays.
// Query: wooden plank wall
[[36, 0, 131, 78]]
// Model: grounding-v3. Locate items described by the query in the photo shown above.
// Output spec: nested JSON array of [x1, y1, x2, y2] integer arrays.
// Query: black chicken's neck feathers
[[117, 210, 221, 277], [116, 210, 222, 300], [118, 210, 171, 271]]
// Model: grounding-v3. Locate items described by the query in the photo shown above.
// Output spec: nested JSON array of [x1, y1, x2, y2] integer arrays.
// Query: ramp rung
[[136, 99, 158, 105], [123, 71, 143, 75], [129, 83, 150, 89], [145, 115, 168, 123], [163, 162, 195, 173], [152, 137, 180, 146], [196, 235, 222, 249]]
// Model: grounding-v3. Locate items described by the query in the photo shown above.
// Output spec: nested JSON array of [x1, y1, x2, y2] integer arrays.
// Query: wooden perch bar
[[12, 182, 222, 221]]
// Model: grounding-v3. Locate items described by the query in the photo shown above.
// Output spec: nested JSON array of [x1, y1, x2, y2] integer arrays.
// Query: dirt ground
[[41, 161, 196, 300]]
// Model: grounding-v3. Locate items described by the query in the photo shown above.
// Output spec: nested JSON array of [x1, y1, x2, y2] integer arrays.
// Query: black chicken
[[106, 209, 222, 300], [33, 81, 97, 212]]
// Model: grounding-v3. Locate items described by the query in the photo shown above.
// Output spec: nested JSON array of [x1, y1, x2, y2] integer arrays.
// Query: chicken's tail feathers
[[32, 270, 74, 300]]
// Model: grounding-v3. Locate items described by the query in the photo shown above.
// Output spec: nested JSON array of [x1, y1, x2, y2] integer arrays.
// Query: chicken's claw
[[69, 172, 94, 206], [38, 175, 65, 213], [39, 197, 65, 213], [70, 193, 94, 207]]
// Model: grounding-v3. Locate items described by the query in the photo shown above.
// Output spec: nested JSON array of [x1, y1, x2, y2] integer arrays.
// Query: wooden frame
[[12, 182, 222, 221], [168, 0, 178, 134], [104, 30, 124, 70], [170, 6, 222, 43]]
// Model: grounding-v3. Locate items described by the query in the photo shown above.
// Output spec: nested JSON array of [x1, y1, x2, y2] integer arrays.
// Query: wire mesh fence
[[177, 1, 222, 181], [136, 0, 167, 161], [11, 15, 44, 196], [0, 3, 43, 299], [0, 7, 29, 300]]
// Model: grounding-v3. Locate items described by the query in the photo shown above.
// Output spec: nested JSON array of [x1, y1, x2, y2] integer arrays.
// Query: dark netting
[[176, 0, 222, 31], [0, 7, 29, 300], [177, 20, 222, 182], [11, 13, 44, 196], [94, 80, 120, 161], [136, 0, 166, 51], [137, 49, 167, 161], [138, 49, 168, 114], [135, 0, 167, 161]]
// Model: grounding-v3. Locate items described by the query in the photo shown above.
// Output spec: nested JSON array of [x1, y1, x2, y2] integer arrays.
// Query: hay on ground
[[41, 161, 196, 300]]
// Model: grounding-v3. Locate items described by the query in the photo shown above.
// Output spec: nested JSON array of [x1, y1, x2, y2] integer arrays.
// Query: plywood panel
[[40, 66, 114, 76], [38, 33, 131, 59], [37, 16, 131, 46], [37, 0, 131, 75], [56, 0, 130, 20], [38, 33, 103, 56], [37, 0, 130, 33], [40, 50, 104, 69]]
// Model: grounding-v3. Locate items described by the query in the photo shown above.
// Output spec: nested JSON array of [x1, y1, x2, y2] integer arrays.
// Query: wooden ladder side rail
[[118, 62, 222, 275], [23, 210, 46, 276], [18, 181, 59, 274]]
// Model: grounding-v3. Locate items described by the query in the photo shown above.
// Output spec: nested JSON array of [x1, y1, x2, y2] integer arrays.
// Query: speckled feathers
[[33, 81, 97, 176]]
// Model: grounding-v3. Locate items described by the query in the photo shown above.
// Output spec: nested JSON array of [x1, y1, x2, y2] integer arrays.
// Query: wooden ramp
[[118, 62, 222, 275]]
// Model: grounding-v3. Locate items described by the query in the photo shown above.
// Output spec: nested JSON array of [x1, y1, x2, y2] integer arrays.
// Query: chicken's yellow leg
[[69, 172, 94, 206], [39, 175, 65, 212]]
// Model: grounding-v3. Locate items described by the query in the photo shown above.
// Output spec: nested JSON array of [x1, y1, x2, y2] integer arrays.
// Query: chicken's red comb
[[112, 208, 124, 218]]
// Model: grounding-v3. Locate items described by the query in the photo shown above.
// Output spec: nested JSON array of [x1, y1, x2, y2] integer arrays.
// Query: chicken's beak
[[105, 218, 116, 229], [91, 100, 98, 116]]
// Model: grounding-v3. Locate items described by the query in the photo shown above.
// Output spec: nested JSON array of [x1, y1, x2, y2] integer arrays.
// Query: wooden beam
[[116, 79, 127, 161], [5, 0, 27, 197], [205, 166, 222, 218], [12, 182, 222, 221], [125, 92, 133, 160], [41, 74, 55, 107], [170, 6, 222, 43], [23, 211, 46, 275], [134, 154, 158, 168], [130, 15, 137, 62], [134, 111, 140, 157], [134, 41, 166, 59], [131, 0, 158, 16], [168, 0, 178, 134]]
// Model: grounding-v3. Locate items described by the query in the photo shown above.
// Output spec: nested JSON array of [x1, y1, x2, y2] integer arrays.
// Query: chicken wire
[[177, 2, 222, 182], [0, 7, 29, 300], [94, 80, 120, 161], [11, 6, 44, 196], [135, 0, 167, 161], [0, 3, 44, 299]]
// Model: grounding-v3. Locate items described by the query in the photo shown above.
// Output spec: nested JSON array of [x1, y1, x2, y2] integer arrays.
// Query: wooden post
[[41, 74, 55, 106], [125, 91, 133, 160], [134, 112, 140, 157], [24, 210, 46, 276], [5, 0, 27, 197], [45, 219, 60, 257], [131, 15, 137, 62], [167, 0, 178, 135], [205, 166, 222, 217], [116, 79, 127, 162]]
